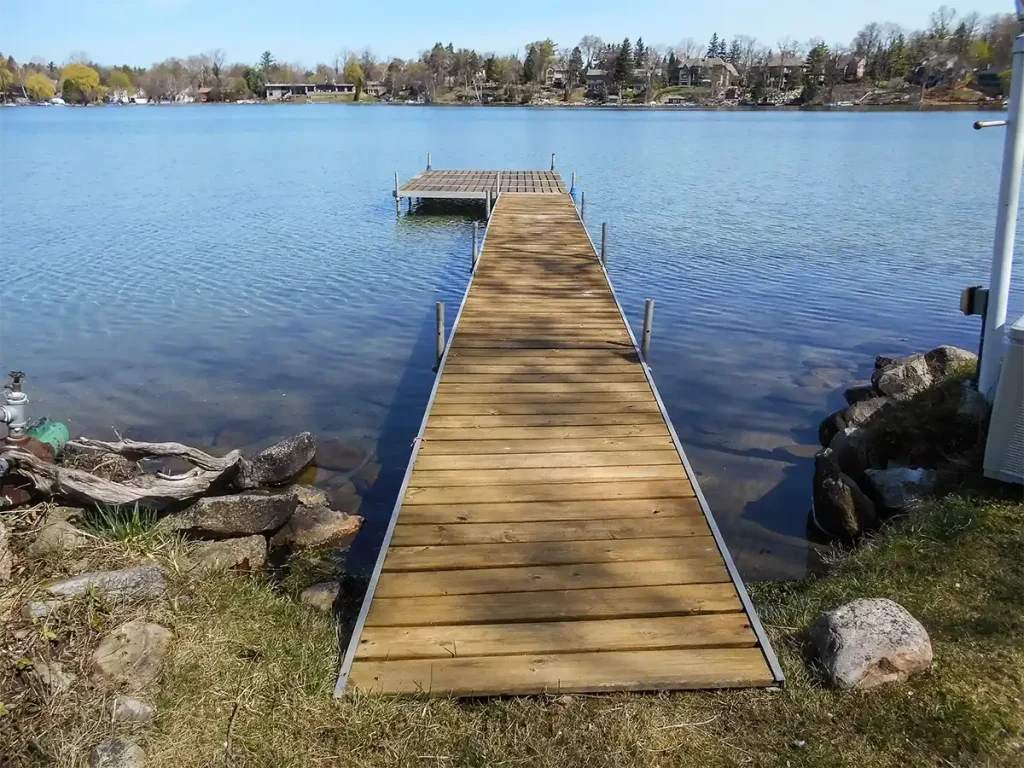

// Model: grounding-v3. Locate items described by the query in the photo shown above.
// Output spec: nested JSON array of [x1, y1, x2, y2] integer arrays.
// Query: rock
[[315, 438, 370, 474], [161, 493, 297, 537], [863, 467, 936, 513], [234, 432, 316, 489], [0, 521, 12, 584], [27, 660, 76, 694], [112, 695, 156, 723], [326, 479, 363, 516], [352, 460, 381, 488], [28, 519, 93, 556], [871, 346, 977, 401], [843, 383, 877, 405], [21, 600, 62, 620], [829, 426, 884, 480], [299, 581, 339, 612], [269, 505, 362, 550], [958, 384, 990, 422], [92, 619, 172, 691], [45, 566, 166, 601], [286, 484, 329, 507], [187, 535, 267, 572], [812, 449, 877, 540], [89, 738, 146, 768], [809, 597, 932, 689], [818, 396, 895, 447]]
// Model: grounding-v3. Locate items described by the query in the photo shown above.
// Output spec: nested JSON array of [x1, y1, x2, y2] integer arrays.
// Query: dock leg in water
[[472, 222, 479, 271], [580, 190, 585, 220], [641, 298, 655, 362], [394, 171, 400, 214], [601, 222, 608, 265], [485, 190, 491, 219], [435, 301, 445, 367]]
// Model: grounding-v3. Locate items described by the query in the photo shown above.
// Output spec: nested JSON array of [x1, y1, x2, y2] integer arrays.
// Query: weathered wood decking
[[397, 169, 566, 199], [336, 188, 783, 697]]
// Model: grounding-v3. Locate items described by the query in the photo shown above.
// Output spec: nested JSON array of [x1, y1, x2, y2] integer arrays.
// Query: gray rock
[[89, 738, 146, 768], [843, 383, 877, 405], [809, 597, 932, 689], [300, 581, 339, 612], [21, 599, 62, 620], [812, 449, 877, 540], [287, 484, 329, 507], [818, 397, 895, 447], [187, 535, 267, 572], [28, 519, 93, 556], [27, 660, 76, 694], [864, 466, 936, 513], [45, 566, 166, 601], [92, 619, 172, 691], [871, 346, 977, 401], [234, 432, 316, 489], [326, 479, 363, 515], [829, 426, 884, 480], [112, 695, 156, 723], [958, 384, 990, 422], [315, 438, 371, 473], [161, 493, 296, 537], [0, 521, 11, 584], [269, 505, 362, 550]]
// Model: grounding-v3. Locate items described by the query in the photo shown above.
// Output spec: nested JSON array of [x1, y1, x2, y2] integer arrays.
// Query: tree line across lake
[[0, 5, 1018, 105]]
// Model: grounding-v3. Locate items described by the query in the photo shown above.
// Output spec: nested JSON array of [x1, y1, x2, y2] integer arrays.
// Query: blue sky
[[0, 0, 1014, 67]]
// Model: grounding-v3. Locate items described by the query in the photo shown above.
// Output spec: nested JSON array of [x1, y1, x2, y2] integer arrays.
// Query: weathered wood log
[[67, 438, 241, 472], [1, 448, 238, 508]]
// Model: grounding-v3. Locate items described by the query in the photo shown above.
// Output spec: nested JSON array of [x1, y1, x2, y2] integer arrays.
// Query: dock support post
[[472, 222, 479, 271], [641, 299, 655, 362], [426, 152, 432, 170], [435, 302, 445, 367], [571, 171, 576, 188], [551, 153, 556, 171], [394, 171, 400, 214], [485, 189, 491, 219], [580, 190, 585, 220], [600, 222, 608, 266]]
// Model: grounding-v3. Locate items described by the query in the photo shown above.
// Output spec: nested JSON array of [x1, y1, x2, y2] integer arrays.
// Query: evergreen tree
[[727, 39, 741, 64], [523, 44, 540, 83], [706, 33, 720, 59], [614, 38, 633, 90], [884, 34, 910, 79], [259, 51, 275, 72], [568, 46, 584, 87], [801, 43, 829, 103], [717, 38, 728, 58], [667, 50, 679, 84], [634, 37, 646, 67]]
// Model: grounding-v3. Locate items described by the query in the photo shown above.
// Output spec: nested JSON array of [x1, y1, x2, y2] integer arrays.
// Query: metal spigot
[[1, 371, 29, 441]]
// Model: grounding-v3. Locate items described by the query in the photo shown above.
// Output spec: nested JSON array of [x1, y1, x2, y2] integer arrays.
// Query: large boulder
[[829, 426, 884, 480], [89, 739, 146, 768], [161, 493, 296, 537], [0, 522, 11, 584], [812, 449, 877, 540], [269, 505, 362, 550], [92, 620, 172, 691], [843, 383, 876, 405], [45, 566, 166, 601], [187, 535, 267, 572], [818, 397, 895, 447], [809, 597, 932, 689], [871, 346, 977, 401], [234, 432, 316, 489], [863, 467, 936, 513]]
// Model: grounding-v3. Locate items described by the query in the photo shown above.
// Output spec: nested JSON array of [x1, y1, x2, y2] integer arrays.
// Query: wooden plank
[[429, 401, 661, 415], [355, 613, 756, 660], [413, 449, 680, 470], [408, 464, 690, 487], [440, 373, 647, 385], [422, 424, 670, 441], [348, 647, 773, 695], [382, 535, 715, 571], [415, 436, 678, 454], [436, 382, 653, 394], [399, 496, 703, 524], [365, 583, 741, 626], [425, 412, 665, 428], [373, 556, 727, 598], [391, 516, 708, 545], [447, 347, 636, 359]]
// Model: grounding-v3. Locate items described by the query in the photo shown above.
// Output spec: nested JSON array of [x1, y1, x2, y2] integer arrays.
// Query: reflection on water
[[1, 106, 1021, 580]]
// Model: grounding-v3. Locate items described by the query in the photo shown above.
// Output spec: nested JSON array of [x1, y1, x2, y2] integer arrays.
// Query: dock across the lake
[[337, 173, 783, 697]]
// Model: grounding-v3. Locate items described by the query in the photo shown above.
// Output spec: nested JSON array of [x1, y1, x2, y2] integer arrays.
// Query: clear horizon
[[0, 0, 1015, 69]]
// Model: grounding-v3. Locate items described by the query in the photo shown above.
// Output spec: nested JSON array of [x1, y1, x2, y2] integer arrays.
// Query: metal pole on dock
[[550, 153, 556, 171], [975, 32, 1024, 398], [641, 299, 655, 362], [485, 189, 491, 219], [435, 302, 445, 367], [394, 171, 400, 214], [571, 171, 576, 188], [426, 152, 432, 170], [600, 222, 608, 265], [472, 222, 479, 271], [580, 190, 585, 220]]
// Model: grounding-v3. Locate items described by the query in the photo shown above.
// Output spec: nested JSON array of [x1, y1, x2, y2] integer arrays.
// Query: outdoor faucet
[[1, 371, 30, 442]]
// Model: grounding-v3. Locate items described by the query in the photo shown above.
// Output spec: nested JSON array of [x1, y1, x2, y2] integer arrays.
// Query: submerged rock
[[187, 535, 267, 572], [269, 505, 362, 550], [112, 695, 156, 723], [871, 345, 977, 401], [234, 432, 317, 489], [812, 449, 877, 540], [28, 519, 93, 556], [315, 438, 371, 474], [45, 566, 166, 601], [161, 493, 296, 537], [809, 597, 932, 690], [286, 484, 329, 507], [300, 581, 339, 612], [89, 738, 146, 768], [864, 466, 936, 513], [92, 619, 172, 691]]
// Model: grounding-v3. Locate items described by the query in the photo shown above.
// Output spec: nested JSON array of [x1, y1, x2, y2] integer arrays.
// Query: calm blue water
[[2, 105, 1022, 579]]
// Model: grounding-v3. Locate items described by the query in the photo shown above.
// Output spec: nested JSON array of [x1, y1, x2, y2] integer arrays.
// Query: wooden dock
[[336, 182, 783, 697], [396, 169, 566, 200]]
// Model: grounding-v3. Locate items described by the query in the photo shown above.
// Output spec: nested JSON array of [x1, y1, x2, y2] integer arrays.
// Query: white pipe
[[979, 33, 1024, 399]]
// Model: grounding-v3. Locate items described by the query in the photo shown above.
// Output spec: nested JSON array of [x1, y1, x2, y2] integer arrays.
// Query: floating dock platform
[[337, 170, 783, 697]]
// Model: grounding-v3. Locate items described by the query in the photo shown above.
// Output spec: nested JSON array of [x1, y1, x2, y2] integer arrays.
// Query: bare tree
[[731, 35, 759, 75], [929, 5, 957, 39], [675, 37, 701, 59], [67, 50, 91, 64], [776, 37, 801, 57], [578, 35, 603, 68], [208, 48, 225, 82]]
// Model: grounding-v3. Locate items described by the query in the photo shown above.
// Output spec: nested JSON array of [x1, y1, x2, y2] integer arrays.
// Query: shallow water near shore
[[2, 105, 1022, 580]]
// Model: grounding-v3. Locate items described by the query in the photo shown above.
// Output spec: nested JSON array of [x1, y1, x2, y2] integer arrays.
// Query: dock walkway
[[337, 185, 782, 696]]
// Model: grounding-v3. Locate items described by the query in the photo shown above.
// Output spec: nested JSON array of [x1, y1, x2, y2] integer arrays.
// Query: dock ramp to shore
[[336, 172, 783, 697]]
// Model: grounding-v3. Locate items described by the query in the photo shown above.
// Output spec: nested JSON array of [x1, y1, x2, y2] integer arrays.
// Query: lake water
[[2, 105, 1022, 580]]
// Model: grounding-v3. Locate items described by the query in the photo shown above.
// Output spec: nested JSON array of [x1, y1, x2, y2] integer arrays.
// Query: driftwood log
[[68, 437, 241, 472]]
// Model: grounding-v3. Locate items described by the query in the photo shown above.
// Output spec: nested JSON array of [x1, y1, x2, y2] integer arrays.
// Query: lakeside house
[[262, 82, 357, 100], [750, 53, 806, 90], [836, 54, 867, 82], [544, 66, 570, 88], [676, 57, 738, 88], [585, 68, 607, 94]]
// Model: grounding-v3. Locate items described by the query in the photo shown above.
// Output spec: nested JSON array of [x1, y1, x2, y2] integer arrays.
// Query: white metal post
[[979, 33, 1024, 398]]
